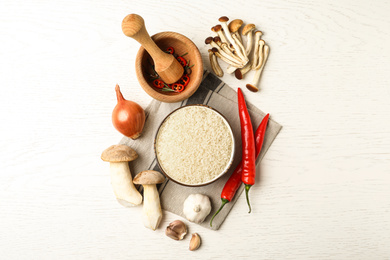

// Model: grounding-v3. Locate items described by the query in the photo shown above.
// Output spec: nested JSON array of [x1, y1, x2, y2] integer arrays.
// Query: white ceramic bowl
[[154, 104, 235, 187]]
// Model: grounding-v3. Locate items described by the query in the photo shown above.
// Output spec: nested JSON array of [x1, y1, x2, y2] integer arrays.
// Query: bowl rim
[[154, 104, 236, 187], [135, 31, 204, 103]]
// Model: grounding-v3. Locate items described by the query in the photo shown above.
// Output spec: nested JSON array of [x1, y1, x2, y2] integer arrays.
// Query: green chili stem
[[210, 198, 229, 227], [245, 185, 252, 213]]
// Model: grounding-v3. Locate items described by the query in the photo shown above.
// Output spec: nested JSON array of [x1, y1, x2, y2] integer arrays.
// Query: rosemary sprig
[[161, 82, 175, 92], [162, 86, 175, 92]]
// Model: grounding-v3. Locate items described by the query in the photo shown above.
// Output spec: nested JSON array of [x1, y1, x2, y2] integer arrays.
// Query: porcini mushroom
[[218, 16, 248, 63], [246, 44, 270, 92], [251, 31, 263, 70], [101, 144, 142, 207], [133, 170, 165, 230], [242, 23, 256, 56], [208, 49, 223, 77]]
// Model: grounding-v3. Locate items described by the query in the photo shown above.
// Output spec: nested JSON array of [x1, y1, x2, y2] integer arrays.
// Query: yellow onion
[[112, 84, 145, 139]]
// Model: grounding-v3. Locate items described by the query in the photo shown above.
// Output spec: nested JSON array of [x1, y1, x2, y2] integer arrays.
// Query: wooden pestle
[[122, 14, 184, 84]]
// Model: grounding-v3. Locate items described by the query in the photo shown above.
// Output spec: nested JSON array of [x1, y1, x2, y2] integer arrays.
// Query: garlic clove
[[165, 220, 187, 240], [189, 233, 201, 251]]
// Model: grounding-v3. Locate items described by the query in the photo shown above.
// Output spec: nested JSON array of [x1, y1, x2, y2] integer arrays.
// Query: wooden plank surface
[[0, 0, 389, 259]]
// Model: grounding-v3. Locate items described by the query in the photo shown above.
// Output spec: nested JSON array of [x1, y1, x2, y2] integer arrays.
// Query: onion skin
[[112, 84, 145, 139]]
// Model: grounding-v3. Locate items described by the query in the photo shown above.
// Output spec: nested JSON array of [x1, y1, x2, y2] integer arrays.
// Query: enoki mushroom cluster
[[206, 16, 270, 92]]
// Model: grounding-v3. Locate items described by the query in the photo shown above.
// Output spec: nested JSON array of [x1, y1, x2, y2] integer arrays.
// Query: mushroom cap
[[228, 19, 243, 33], [101, 144, 138, 162], [218, 16, 229, 23], [235, 69, 243, 80], [213, 36, 221, 43], [246, 83, 259, 92], [133, 170, 165, 185], [254, 30, 263, 37], [205, 36, 213, 44], [211, 47, 219, 54], [242, 24, 256, 35], [213, 24, 222, 32]]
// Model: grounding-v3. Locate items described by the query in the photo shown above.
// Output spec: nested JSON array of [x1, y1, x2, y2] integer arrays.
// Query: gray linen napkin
[[120, 71, 282, 230]]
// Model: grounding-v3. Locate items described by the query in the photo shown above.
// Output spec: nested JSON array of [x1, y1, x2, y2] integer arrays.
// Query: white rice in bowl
[[155, 105, 234, 185]]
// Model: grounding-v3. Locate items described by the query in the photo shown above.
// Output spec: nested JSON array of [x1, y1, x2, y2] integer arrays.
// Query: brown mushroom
[[234, 61, 252, 80], [208, 49, 223, 77], [211, 25, 229, 46], [133, 170, 165, 230], [228, 19, 244, 43], [253, 40, 265, 70], [251, 31, 263, 70], [247, 44, 270, 92], [242, 23, 256, 56]]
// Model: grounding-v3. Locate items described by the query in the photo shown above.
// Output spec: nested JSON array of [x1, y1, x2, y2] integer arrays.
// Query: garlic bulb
[[183, 194, 212, 224]]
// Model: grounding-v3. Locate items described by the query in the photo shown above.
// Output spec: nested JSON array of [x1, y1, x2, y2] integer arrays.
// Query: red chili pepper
[[176, 56, 187, 67], [209, 113, 269, 226], [237, 87, 256, 213], [171, 83, 184, 92], [152, 79, 165, 89], [178, 74, 190, 87], [166, 47, 174, 54]]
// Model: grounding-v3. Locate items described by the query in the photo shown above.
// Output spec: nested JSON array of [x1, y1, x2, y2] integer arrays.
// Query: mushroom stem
[[226, 65, 237, 74], [253, 40, 265, 70], [246, 45, 270, 92], [251, 31, 263, 70], [245, 32, 254, 56], [208, 49, 223, 77], [110, 162, 142, 207], [232, 33, 247, 60], [142, 184, 162, 231], [233, 31, 242, 45]]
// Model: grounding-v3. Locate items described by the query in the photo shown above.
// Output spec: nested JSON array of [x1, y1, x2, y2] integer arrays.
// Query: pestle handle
[[122, 14, 184, 84]]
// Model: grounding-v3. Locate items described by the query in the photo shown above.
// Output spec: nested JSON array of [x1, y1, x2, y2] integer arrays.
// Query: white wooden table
[[1, 0, 390, 259]]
